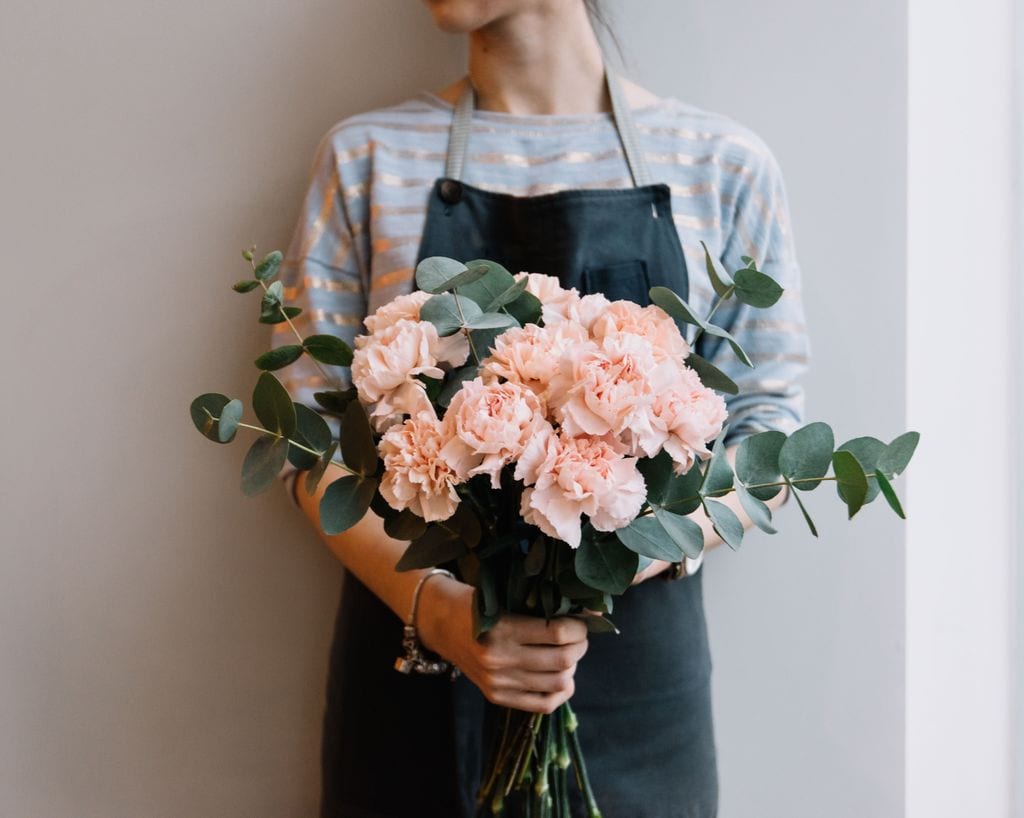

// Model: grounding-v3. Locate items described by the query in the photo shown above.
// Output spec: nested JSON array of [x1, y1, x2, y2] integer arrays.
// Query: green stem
[[229, 420, 360, 477], [451, 294, 481, 364], [565, 703, 601, 818], [639, 473, 884, 517], [689, 284, 733, 349]]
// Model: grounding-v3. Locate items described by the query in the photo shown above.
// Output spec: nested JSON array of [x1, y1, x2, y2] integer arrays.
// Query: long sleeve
[[696, 145, 811, 448], [270, 131, 368, 499]]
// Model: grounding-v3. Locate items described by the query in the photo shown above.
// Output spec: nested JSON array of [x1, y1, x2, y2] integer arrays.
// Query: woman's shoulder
[[643, 95, 785, 183], [308, 94, 449, 163]]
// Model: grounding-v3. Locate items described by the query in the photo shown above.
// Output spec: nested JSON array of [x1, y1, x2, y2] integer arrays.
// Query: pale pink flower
[[650, 364, 729, 473], [378, 406, 462, 522], [363, 290, 432, 334], [547, 332, 676, 449], [589, 301, 691, 362], [351, 318, 469, 429], [479, 321, 588, 407], [440, 377, 548, 489], [514, 427, 646, 547]]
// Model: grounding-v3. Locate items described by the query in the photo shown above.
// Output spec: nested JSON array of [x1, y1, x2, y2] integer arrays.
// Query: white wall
[[3, 1, 1013, 817], [905, 1, 1017, 816]]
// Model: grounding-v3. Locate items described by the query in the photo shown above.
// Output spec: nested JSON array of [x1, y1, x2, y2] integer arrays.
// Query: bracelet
[[665, 549, 705, 580], [394, 568, 461, 680]]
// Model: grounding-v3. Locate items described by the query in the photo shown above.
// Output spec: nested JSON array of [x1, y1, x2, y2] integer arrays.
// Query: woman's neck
[[465, 3, 609, 116]]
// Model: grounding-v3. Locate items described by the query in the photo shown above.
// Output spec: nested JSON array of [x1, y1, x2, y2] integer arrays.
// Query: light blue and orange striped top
[[271, 88, 810, 480]]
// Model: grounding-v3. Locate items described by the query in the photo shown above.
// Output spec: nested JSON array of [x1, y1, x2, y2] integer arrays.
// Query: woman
[[274, 1, 810, 816]]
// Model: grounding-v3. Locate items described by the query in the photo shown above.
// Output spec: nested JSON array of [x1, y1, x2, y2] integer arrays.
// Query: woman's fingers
[[493, 612, 588, 646], [493, 686, 575, 715]]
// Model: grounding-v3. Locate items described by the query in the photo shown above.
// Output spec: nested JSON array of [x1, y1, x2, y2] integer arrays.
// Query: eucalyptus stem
[[688, 284, 733, 349], [228, 419, 360, 477], [451, 293, 481, 364], [639, 472, 884, 517], [564, 703, 601, 818]]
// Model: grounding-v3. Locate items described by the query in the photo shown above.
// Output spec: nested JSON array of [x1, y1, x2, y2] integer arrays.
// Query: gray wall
[[610, 3, 907, 817], [1, 1, 906, 816]]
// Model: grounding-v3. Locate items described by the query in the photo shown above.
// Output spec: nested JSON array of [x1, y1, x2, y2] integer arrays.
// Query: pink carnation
[[363, 290, 432, 334], [351, 318, 469, 430], [378, 406, 462, 522], [589, 301, 691, 362], [479, 321, 588, 408], [514, 427, 646, 547], [441, 377, 548, 489], [650, 364, 729, 473], [547, 332, 676, 451]]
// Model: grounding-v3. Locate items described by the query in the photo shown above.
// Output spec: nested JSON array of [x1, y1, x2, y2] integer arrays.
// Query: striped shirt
[[272, 89, 810, 487]]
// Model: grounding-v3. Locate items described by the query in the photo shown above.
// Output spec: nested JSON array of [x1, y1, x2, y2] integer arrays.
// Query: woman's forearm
[[291, 462, 461, 646]]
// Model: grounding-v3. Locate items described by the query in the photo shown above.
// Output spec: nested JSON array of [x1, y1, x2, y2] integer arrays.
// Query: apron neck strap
[[444, 65, 652, 187]]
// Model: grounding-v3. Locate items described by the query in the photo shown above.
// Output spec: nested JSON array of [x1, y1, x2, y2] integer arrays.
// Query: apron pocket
[[582, 258, 651, 304]]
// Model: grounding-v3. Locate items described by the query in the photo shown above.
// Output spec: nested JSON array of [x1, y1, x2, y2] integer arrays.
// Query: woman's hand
[[418, 576, 589, 714]]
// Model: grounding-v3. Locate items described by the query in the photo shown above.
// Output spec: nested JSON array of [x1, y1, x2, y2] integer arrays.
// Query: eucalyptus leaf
[[878, 431, 920, 477], [232, 279, 260, 293], [384, 508, 428, 541], [437, 363, 479, 407], [704, 499, 744, 550], [456, 260, 517, 309], [779, 422, 835, 491], [614, 516, 685, 562], [303, 441, 339, 496], [447, 504, 482, 550], [189, 393, 230, 442], [832, 450, 868, 519], [735, 484, 777, 534], [700, 240, 734, 297], [654, 509, 705, 559], [701, 432, 734, 497], [702, 322, 753, 367], [464, 312, 519, 331], [485, 276, 529, 311], [638, 450, 702, 515], [420, 292, 483, 336], [254, 250, 283, 282], [252, 372, 296, 437], [733, 267, 785, 308], [313, 387, 358, 415], [414, 256, 471, 293], [395, 524, 468, 571], [575, 535, 639, 595], [505, 290, 543, 325], [217, 398, 243, 443], [649, 286, 706, 327], [572, 613, 620, 635], [874, 469, 906, 519], [787, 480, 819, 536], [303, 334, 354, 366], [340, 399, 378, 476], [836, 436, 886, 504], [735, 430, 786, 500], [254, 344, 304, 371], [683, 353, 739, 395], [288, 403, 332, 470], [319, 474, 377, 535], [240, 435, 289, 497]]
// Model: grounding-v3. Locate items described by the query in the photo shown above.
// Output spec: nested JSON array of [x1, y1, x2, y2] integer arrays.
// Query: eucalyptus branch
[[225, 417, 360, 477], [638, 472, 883, 518], [250, 258, 348, 393]]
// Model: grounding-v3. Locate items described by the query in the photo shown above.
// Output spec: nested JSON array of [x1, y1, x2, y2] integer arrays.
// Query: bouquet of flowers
[[190, 248, 918, 817]]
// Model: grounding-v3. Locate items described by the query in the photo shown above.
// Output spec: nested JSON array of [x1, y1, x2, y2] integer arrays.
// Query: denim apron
[[320, 67, 718, 818]]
